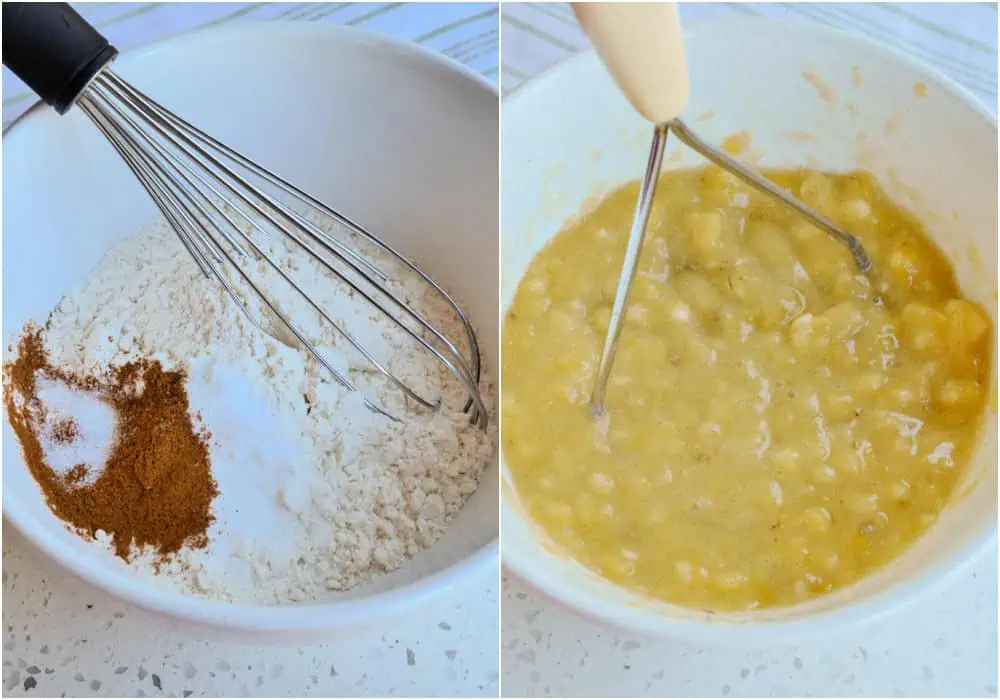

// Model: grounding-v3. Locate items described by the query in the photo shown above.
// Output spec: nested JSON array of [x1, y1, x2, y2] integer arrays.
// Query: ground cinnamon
[[65, 463, 89, 486], [51, 417, 79, 444], [4, 326, 218, 562]]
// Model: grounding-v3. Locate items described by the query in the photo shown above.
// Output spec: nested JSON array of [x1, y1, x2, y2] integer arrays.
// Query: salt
[[33, 375, 116, 486]]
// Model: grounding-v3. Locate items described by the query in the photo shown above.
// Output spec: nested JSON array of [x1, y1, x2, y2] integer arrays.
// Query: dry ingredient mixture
[[5, 216, 496, 604]]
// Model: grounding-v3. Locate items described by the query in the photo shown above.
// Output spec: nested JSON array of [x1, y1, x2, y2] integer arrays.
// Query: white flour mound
[[39, 216, 496, 604]]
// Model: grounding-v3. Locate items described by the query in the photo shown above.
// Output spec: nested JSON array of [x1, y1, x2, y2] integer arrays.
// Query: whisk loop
[[2, 2, 488, 426], [73, 68, 488, 428]]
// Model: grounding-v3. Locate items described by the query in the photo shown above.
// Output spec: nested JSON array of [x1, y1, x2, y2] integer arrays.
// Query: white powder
[[30, 376, 116, 486], [34, 216, 496, 604]]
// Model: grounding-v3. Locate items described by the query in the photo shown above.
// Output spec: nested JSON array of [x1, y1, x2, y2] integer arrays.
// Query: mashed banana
[[502, 165, 992, 611]]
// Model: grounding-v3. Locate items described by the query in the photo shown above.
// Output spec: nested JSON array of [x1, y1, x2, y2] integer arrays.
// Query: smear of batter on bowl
[[884, 114, 904, 137], [5, 214, 497, 605], [720, 130, 752, 155], [802, 70, 837, 108], [966, 245, 984, 272], [720, 131, 764, 164], [783, 130, 817, 143], [887, 165, 924, 206], [914, 81, 929, 98]]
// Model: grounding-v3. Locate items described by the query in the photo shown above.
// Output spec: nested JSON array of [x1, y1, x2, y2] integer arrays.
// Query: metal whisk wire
[[76, 68, 488, 428], [590, 119, 877, 417], [1, 4, 487, 424]]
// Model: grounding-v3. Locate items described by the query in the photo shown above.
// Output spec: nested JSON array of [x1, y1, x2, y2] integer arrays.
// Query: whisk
[[3, 3, 488, 428], [572, 2, 875, 415]]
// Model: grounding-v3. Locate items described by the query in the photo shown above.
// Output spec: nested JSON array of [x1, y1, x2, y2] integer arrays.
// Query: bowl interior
[[501, 18, 997, 642], [2, 22, 498, 634]]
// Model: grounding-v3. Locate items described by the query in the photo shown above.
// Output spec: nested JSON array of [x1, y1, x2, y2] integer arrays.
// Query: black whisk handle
[[2, 2, 118, 114]]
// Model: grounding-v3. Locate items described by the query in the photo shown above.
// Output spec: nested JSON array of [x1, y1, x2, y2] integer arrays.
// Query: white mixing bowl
[[3, 22, 498, 643], [502, 18, 997, 644]]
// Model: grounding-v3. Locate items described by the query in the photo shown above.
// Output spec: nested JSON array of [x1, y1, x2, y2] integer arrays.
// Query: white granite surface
[[501, 549, 997, 697], [2, 528, 499, 698]]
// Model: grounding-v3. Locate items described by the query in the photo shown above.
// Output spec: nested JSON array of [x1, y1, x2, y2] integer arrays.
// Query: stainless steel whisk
[[573, 2, 875, 416], [3, 3, 488, 428]]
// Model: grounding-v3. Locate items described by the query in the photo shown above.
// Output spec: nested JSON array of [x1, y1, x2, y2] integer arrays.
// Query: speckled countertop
[[501, 548, 997, 697], [2, 527, 498, 697]]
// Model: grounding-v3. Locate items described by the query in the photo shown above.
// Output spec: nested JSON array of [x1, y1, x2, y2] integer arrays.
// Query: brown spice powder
[[51, 417, 79, 444], [4, 326, 218, 562], [65, 463, 89, 486]]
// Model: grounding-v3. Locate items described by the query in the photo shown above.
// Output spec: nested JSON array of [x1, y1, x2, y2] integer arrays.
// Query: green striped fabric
[[2, 2, 498, 127], [501, 2, 998, 112]]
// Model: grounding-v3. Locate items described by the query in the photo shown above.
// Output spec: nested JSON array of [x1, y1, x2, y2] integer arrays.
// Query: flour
[[33, 216, 496, 604]]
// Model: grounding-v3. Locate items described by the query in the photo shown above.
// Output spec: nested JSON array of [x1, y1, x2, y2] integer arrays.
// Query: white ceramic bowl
[[502, 18, 997, 644], [3, 22, 498, 643]]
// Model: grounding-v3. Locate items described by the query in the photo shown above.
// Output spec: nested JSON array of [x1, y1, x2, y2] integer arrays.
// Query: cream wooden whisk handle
[[571, 2, 690, 125]]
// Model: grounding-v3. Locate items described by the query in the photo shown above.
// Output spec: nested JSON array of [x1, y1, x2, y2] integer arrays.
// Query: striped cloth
[[502, 2, 998, 112], [5, 3, 994, 125], [2, 2, 499, 127]]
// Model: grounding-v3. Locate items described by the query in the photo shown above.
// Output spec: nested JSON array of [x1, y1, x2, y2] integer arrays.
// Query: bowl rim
[[3, 19, 499, 634], [500, 16, 997, 644], [503, 15, 997, 126], [5, 19, 500, 134]]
